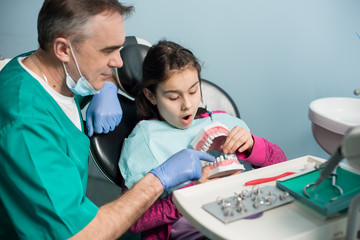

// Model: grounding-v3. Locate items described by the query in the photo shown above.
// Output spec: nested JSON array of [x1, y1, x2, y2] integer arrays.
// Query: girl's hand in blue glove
[[86, 81, 123, 137], [150, 149, 215, 191]]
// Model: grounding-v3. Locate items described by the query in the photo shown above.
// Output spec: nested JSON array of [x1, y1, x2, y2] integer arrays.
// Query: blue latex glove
[[86, 81, 122, 137], [150, 149, 215, 191]]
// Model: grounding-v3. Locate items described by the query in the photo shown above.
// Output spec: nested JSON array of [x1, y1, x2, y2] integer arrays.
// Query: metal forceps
[[303, 165, 344, 201]]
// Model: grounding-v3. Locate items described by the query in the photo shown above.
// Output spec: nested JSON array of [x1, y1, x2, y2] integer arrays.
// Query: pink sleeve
[[128, 182, 195, 233], [236, 134, 287, 167]]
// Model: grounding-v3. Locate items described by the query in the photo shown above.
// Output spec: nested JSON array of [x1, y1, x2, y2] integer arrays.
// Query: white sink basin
[[308, 97, 360, 154]]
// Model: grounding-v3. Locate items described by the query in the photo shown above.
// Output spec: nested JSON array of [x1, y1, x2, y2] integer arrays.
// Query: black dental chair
[[89, 36, 240, 188]]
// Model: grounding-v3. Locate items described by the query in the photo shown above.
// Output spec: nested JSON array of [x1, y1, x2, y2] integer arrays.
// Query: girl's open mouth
[[181, 114, 193, 125]]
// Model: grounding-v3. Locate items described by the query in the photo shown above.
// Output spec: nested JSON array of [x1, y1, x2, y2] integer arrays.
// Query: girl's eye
[[168, 95, 179, 100], [190, 89, 198, 95]]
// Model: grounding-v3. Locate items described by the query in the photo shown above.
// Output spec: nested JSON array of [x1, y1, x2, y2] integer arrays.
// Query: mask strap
[[62, 62, 69, 73], [68, 42, 84, 78]]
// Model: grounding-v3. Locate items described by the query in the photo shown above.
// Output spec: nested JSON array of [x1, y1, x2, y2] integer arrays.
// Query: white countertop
[[173, 155, 359, 240]]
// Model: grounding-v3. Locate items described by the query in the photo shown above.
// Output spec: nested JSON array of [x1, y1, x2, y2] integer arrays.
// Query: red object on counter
[[244, 172, 295, 186]]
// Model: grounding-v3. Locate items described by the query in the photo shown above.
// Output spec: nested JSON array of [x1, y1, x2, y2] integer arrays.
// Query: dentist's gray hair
[[37, 0, 133, 51]]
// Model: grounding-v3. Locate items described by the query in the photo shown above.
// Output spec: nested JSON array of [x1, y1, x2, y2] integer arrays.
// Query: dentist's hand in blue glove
[[86, 81, 122, 137], [150, 149, 215, 191]]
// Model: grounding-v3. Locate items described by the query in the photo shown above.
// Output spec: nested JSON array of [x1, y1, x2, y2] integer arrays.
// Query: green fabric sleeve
[[0, 116, 98, 239]]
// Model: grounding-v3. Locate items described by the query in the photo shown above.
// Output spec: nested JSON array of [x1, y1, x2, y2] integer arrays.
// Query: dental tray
[[202, 185, 294, 224], [190, 121, 245, 178], [276, 166, 360, 216]]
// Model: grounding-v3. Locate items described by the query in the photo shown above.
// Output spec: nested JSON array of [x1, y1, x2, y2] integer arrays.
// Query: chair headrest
[[115, 37, 151, 98]]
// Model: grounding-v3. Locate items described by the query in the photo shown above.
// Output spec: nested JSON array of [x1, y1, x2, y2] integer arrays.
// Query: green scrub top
[[0, 53, 98, 239]]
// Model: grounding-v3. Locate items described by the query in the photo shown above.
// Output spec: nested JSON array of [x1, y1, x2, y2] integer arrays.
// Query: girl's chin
[[179, 124, 191, 129]]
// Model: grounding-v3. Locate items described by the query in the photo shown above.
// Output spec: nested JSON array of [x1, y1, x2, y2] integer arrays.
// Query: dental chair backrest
[[90, 36, 240, 187]]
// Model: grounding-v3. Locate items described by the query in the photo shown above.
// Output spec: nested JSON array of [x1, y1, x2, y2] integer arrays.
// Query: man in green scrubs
[[0, 1, 214, 239]]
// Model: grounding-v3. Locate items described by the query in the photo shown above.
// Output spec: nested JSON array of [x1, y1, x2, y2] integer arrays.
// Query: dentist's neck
[[35, 49, 74, 97]]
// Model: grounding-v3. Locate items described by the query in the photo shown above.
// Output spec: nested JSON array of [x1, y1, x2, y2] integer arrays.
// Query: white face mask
[[63, 42, 100, 96]]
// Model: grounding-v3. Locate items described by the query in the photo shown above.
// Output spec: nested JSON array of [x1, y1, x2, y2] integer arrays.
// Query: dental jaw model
[[191, 122, 245, 178]]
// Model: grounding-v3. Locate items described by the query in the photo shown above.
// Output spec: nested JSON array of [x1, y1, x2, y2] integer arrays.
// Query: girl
[[119, 40, 286, 240]]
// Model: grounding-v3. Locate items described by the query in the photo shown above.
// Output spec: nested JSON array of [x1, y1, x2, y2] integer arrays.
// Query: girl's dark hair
[[136, 40, 204, 120]]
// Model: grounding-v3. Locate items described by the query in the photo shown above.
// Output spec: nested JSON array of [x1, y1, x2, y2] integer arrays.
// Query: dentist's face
[[152, 68, 201, 129], [66, 11, 125, 90]]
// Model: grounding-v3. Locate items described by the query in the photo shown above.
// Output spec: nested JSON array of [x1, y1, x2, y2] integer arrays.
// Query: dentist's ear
[[53, 37, 71, 63], [143, 88, 156, 105]]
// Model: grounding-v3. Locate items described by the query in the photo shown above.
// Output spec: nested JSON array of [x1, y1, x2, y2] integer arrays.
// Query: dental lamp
[[311, 126, 360, 240], [342, 126, 360, 240], [313, 126, 360, 187]]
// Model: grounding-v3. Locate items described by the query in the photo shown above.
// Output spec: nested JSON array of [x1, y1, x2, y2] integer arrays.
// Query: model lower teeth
[[191, 122, 245, 177]]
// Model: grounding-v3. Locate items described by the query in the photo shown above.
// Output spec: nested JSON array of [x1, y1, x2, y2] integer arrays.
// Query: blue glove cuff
[[150, 168, 168, 191]]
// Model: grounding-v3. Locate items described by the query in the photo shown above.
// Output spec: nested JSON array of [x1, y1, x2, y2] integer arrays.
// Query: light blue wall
[[1, 0, 359, 160]]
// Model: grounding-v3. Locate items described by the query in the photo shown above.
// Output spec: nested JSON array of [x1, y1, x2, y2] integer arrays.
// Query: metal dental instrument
[[302, 147, 344, 199], [313, 147, 344, 188], [302, 182, 315, 198], [329, 166, 343, 196], [302, 126, 360, 200], [303, 166, 344, 201], [302, 146, 343, 194], [302, 160, 329, 198]]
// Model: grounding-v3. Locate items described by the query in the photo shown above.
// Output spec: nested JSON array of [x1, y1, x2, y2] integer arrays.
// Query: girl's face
[[144, 67, 201, 129]]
